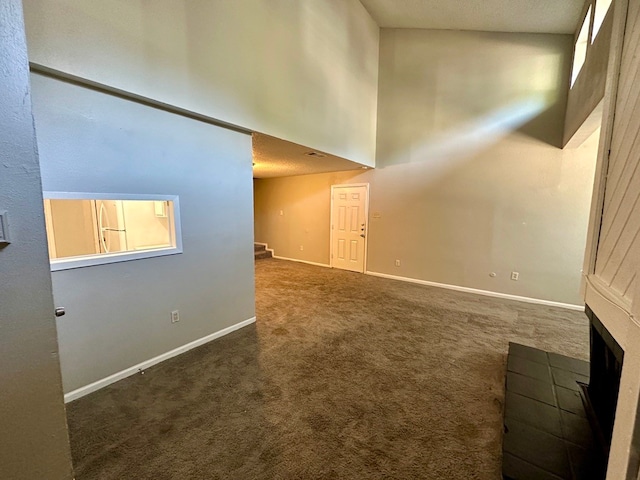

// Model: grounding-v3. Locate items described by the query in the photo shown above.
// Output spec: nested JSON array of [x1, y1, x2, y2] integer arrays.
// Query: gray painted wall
[[31, 74, 255, 393], [255, 30, 599, 306], [0, 2, 73, 478], [23, 0, 379, 167]]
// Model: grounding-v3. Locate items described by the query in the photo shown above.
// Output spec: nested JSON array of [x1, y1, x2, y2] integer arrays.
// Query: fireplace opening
[[584, 305, 624, 456]]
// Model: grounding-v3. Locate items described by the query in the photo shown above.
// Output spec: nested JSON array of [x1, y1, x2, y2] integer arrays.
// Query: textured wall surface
[[0, 2, 73, 478]]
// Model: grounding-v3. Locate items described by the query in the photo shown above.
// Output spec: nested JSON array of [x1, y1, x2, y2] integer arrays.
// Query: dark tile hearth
[[556, 387, 587, 418], [502, 342, 606, 480], [504, 417, 571, 478], [506, 372, 556, 406]]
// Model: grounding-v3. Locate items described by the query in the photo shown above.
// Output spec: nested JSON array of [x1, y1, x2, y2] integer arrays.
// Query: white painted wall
[[255, 30, 600, 306], [22, 0, 379, 167], [0, 1, 73, 477], [31, 73, 256, 393]]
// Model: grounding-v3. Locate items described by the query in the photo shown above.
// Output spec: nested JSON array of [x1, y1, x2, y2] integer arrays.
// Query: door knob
[[360, 234, 365, 238], [54, 307, 66, 317]]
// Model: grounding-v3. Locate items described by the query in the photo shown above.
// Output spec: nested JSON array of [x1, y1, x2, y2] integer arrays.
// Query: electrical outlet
[[395, 260, 401, 267], [300, 245, 304, 251], [511, 272, 519, 281], [171, 310, 180, 323]]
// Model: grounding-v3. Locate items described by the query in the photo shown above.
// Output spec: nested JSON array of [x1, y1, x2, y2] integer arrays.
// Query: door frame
[[329, 183, 370, 273]]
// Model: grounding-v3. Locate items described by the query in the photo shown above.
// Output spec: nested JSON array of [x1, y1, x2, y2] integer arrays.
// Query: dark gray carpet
[[66, 258, 589, 479]]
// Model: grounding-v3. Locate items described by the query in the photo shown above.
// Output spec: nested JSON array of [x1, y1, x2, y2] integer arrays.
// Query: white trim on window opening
[[43, 192, 183, 271]]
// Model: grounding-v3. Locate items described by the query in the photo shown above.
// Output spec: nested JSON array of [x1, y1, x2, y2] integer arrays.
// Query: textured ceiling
[[359, 0, 585, 34], [252, 133, 368, 179]]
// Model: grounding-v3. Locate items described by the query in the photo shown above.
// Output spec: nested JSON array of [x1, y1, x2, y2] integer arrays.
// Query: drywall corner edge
[[63, 316, 256, 403]]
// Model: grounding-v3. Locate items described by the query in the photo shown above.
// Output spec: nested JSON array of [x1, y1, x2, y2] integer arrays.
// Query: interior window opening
[[592, 0, 613, 43], [43, 195, 182, 270], [571, 5, 592, 88]]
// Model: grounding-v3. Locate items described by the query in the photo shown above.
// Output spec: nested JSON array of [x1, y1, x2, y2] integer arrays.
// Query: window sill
[[50, 246, 182, 272]]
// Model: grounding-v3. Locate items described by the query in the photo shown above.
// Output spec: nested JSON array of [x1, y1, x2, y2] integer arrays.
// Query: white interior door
[[331, 185, 368, 273]]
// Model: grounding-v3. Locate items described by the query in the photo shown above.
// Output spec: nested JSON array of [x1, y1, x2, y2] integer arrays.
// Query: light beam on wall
[[384, 95, 549, 179]]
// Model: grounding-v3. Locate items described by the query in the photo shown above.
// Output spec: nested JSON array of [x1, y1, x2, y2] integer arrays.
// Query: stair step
[[255, 250, 272, 260], [254, 244, 266, 252]]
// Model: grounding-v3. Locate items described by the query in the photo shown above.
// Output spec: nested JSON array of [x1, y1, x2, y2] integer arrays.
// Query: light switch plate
[[0, 211, 10, 245]]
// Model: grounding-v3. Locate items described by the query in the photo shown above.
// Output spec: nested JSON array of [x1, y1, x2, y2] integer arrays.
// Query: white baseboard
[[64, 316, 256, 403], [365, 271, 584, 311], [255, 241, 329, 268], [272, 255, 330, 268]]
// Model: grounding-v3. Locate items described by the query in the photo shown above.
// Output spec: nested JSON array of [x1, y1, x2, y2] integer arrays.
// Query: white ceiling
[[252, 133, 368, 179], [359, 0, 585, 34]]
